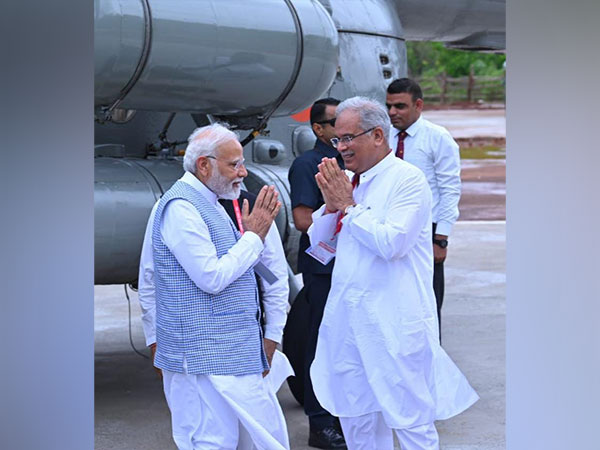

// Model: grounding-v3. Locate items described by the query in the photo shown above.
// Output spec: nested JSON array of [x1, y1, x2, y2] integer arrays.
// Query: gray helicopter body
[[94, 0, 505, 286]]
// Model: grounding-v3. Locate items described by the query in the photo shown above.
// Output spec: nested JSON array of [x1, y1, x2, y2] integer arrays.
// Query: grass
[[460, 146, 505, 160]]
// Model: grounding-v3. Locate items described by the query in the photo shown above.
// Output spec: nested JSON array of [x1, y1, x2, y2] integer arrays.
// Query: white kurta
[[138, 172, 289, 347], [137, 172, 292, 449], [309, 151, 478, 429], [163, 351, 293, 450]]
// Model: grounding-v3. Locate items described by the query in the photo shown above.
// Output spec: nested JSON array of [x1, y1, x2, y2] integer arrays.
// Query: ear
[[372, 126, 385, 144], [312, 122, 323, 137], [195, 156, 211, 179], [415, 98, 424, 112]]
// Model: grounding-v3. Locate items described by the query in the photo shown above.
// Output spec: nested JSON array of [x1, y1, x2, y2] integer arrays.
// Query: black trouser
[[434, 259, 444, 340], [302, 272, 336, 430], [432, 223, 444, 342]]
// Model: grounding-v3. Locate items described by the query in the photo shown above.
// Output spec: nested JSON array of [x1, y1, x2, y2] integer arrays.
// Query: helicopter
[[94, 0, 505, 401]]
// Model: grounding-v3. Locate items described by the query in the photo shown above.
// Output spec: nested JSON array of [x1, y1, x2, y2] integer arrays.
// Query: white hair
[[182, 123, 239, 174], [336, 96, 391, 143]]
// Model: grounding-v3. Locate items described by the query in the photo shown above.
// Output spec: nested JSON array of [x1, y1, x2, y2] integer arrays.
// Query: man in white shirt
[[288, 98, 347, 449], [138, 123, 290, 450], [139, 197, 290, 380], [386, 78, 461, 341], [309, 97, 478, 450]]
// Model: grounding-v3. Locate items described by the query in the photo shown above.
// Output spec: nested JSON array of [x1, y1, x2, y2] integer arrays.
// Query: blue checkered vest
[[152, 181, 268, 375]]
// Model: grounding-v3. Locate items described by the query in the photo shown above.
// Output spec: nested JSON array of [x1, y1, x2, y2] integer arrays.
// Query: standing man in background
[[386, 78, 461, 341], [138, 123, 290, 450], [288, 98, 347, 449]]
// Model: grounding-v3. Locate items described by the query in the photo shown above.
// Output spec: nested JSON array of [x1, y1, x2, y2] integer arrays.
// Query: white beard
[[205, 169, 242, 200], [218, 183, 241, 200]]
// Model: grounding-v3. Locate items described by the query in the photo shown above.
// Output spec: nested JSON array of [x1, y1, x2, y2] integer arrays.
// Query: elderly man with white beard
[[138, 123, 290, 450], [307, 97, 479, 450]]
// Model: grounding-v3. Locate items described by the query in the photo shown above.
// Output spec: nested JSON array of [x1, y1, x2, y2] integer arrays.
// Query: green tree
[[407, 42, 505, 78]]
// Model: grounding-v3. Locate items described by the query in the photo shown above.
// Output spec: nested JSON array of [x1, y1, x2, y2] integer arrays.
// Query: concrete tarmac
[[422, 108, 506, 140], [94, 221, 505, 450]]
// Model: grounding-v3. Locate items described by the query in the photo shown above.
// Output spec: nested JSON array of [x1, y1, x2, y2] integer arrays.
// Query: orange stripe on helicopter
[[291, 107, 311, 123]]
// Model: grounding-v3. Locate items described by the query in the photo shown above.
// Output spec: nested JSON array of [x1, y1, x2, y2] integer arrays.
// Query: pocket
[[210, 284, 257, 317]]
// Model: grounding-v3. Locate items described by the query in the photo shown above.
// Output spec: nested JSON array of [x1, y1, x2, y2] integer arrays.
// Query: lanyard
[[232, 199, 244, 234]]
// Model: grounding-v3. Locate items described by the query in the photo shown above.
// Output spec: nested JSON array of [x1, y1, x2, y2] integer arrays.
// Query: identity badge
[[306, 234, 338, 265]]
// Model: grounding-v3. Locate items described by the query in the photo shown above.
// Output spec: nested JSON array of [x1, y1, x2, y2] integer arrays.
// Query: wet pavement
[[460, 160, 506, 221], [427, 107, 507, 222], [94, 221, 505, 450], [423, 108, 506, 140]]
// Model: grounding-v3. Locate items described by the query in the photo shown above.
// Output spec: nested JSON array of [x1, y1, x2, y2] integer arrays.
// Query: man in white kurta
[[138, 190, 293, 450], [137, 123, 291, 450], [308, 97, 478, 450], [138, 194, 290, 379]]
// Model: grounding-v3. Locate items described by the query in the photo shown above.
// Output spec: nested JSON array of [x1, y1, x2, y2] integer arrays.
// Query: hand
[[262, 338, 278, 377], [242, 185, 281, 241], [433, 235, 448, 264], [149, 343, 163, 380], [314, 158, 354, 213]]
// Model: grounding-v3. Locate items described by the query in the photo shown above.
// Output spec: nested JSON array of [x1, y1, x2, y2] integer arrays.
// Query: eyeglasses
[[330, 127, 376, 149], [206, 155, 246, 170], [316, 118, 336, 127]]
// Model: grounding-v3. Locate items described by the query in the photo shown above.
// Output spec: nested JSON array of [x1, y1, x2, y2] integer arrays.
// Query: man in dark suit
[[288, 98, 347, 449]]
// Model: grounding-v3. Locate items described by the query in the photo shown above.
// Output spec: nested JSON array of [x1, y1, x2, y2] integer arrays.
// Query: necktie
[[395, 130, 408, 159]]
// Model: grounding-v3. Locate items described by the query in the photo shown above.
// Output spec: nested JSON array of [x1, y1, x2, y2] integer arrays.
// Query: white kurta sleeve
[[257, 223, 289, 344], [138, 204, 158, 346], [308, 205, 339, 246], [161, 199, 264, 294], [342, 172, 432, 260], [432, 132, 461, 236]]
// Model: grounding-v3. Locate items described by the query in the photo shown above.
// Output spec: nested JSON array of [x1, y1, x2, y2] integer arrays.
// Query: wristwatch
[[433, 238, 448, 248]]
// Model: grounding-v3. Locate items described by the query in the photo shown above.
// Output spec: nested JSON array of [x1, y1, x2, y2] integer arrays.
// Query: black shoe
[[333, 416, 343, 435], [308, 426, 347, 449]]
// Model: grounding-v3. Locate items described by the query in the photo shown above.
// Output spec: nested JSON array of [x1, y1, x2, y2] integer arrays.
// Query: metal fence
[[416, 70, 505, 104]]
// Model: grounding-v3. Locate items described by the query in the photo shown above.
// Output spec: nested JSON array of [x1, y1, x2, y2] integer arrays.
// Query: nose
[[336, 140, 349, 151], [238, 164, 248, 177]]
